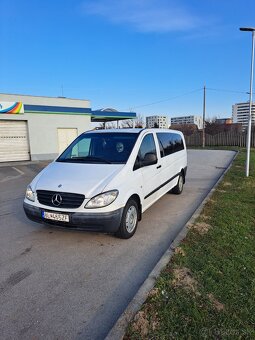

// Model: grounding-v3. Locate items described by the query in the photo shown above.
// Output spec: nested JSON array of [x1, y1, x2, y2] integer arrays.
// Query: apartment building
[[170, 115, 203, 129], [146, 115, 169, 129], [232, 102, 255, 129]]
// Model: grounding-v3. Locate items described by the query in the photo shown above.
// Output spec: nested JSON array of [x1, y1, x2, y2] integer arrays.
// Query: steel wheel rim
[[125, 205, 138, 233]]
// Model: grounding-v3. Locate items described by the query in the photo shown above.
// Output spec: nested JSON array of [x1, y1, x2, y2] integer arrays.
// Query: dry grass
[[132, 311, 149, 338], [172, 267, 200, 295], [174, 247, 186, 256], [147, 288, 159, 298], [207, 293, 225, 312], [131, 308, 160, 338], [191, 222, 211, 235], [200, 214, 211, 221], [222, 181, 232, 187]]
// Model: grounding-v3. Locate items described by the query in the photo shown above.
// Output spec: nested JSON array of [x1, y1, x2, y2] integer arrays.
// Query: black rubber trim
[[138, 128, 146, 135], [144, 172, 181, 200]]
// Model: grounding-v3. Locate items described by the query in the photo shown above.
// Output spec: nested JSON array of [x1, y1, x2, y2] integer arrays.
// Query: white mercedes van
[[24, 129, 187, 238]]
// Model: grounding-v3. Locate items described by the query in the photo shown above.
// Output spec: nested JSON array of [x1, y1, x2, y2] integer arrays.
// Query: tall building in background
[[232, 102, 255, 129], [146, 115, 169, 128], [170, 115, 203, 130]]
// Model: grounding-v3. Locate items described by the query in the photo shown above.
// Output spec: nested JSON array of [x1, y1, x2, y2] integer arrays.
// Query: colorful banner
[[0, 102, 24, 114]]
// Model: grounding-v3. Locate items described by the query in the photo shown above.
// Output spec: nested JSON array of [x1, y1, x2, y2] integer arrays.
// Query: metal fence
[[184, 131, 255, 147]]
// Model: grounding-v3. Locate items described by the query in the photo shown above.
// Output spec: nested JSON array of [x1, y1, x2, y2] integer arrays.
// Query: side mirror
[[142, 152, 157, 166]]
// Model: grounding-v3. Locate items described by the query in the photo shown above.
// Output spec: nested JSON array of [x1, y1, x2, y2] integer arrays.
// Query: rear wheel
[[171, 173, 184, 195], [115, 199, 138, 239]]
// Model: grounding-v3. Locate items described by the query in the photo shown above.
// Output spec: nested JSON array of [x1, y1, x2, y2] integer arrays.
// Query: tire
[[171, 173, 184, 195], [115, 199, 139, 239]]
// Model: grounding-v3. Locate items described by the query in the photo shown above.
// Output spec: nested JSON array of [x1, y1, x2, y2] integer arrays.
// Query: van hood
[[34, 161, 124, 198]]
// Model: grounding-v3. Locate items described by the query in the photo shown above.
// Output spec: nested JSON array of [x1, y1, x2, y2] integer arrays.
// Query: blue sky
[[0, 0, 254, 119]]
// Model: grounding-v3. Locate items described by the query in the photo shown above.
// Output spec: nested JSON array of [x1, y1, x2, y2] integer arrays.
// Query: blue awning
[[91, 110, 136, 122]]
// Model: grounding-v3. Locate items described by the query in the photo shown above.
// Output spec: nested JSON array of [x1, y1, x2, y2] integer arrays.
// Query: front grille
[[37, 190, 85, 208]]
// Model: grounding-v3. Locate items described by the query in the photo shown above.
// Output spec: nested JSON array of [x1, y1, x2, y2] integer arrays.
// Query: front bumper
[[23, 202, 123, 233]]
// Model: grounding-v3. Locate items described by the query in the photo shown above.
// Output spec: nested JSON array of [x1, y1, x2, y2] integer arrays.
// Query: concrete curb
[[106, 151, 238, 340]]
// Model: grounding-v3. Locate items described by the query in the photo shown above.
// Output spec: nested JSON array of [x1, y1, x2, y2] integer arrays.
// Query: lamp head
[[240, 27, 255, 32]]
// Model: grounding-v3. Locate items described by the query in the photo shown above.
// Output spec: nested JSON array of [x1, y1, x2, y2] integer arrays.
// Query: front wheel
[[115, 199, 139, 239], [171, 173, 184, 195]]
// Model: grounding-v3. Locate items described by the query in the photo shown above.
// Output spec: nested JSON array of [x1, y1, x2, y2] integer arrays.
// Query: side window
[[170, 134, 176, 153], [139, 134, 157, 160], [156, 133, 184, 157], [172, 133, 184, 152], [158, 138, 164, 157], [156, 133, 173, 157], [134, 134, 157, 169]]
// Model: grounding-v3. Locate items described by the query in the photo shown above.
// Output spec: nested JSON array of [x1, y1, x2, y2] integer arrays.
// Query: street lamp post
[[240, 27, 255, 177], [202, 85, 206, 148]]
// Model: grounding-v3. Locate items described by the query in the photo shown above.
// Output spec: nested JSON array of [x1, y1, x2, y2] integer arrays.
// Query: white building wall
[[0, 113, 91, 160], [0, 94, 92, 161]]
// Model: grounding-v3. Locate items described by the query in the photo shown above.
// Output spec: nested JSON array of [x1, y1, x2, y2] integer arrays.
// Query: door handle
[[156, 165, 162, 169]]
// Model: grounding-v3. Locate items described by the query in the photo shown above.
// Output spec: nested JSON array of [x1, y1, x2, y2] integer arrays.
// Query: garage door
[[0, 120, 30, 162], [57, 128, 78, 154]]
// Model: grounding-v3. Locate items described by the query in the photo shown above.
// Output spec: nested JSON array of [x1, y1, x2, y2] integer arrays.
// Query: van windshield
[[57, 132, 139, 164]]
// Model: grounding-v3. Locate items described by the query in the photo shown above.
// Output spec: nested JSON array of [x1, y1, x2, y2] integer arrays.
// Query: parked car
[[24, 128, 187, 238]]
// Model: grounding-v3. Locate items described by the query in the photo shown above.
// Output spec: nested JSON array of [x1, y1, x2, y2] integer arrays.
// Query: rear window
[[156, 132, 184, 157]]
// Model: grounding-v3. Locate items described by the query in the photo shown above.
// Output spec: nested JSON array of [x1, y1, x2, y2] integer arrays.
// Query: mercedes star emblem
[[52, 193, 63, 206]]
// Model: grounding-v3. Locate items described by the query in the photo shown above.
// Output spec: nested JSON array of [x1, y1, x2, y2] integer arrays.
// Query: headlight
[[85, 190, 118, 209], [25, 185, 35, 202]]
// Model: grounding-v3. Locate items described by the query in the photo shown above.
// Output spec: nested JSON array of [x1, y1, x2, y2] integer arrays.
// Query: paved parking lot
[[0, 150, 235, 340]]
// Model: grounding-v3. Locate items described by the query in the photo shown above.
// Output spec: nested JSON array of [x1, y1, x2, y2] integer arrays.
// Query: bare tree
[[121, 119, 134, 128], [106, 121, 117, 129], [121, 114, 144, 128], [170, 124, 198, 136], [98, 121, 117, 129], [205, 120, 242, 135], [97, 122, 106, 129]]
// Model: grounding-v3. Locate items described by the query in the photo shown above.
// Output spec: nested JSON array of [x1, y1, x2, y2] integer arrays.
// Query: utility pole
[[202, 85, 206, 148]]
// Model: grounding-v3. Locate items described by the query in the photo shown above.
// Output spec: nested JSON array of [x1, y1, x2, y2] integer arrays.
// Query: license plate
[[42, 211, 69, 222]]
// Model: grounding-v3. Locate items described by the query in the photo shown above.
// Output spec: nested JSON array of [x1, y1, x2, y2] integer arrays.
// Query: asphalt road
[[0, 150, 236, 340]]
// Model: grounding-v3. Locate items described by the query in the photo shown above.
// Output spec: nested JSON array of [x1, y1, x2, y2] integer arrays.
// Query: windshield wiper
[[62, 156, 112, 164], [83, 156, 112, 164]]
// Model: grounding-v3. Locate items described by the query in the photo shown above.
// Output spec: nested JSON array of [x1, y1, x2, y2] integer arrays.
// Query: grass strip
[[125, 148, 255, 339]]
